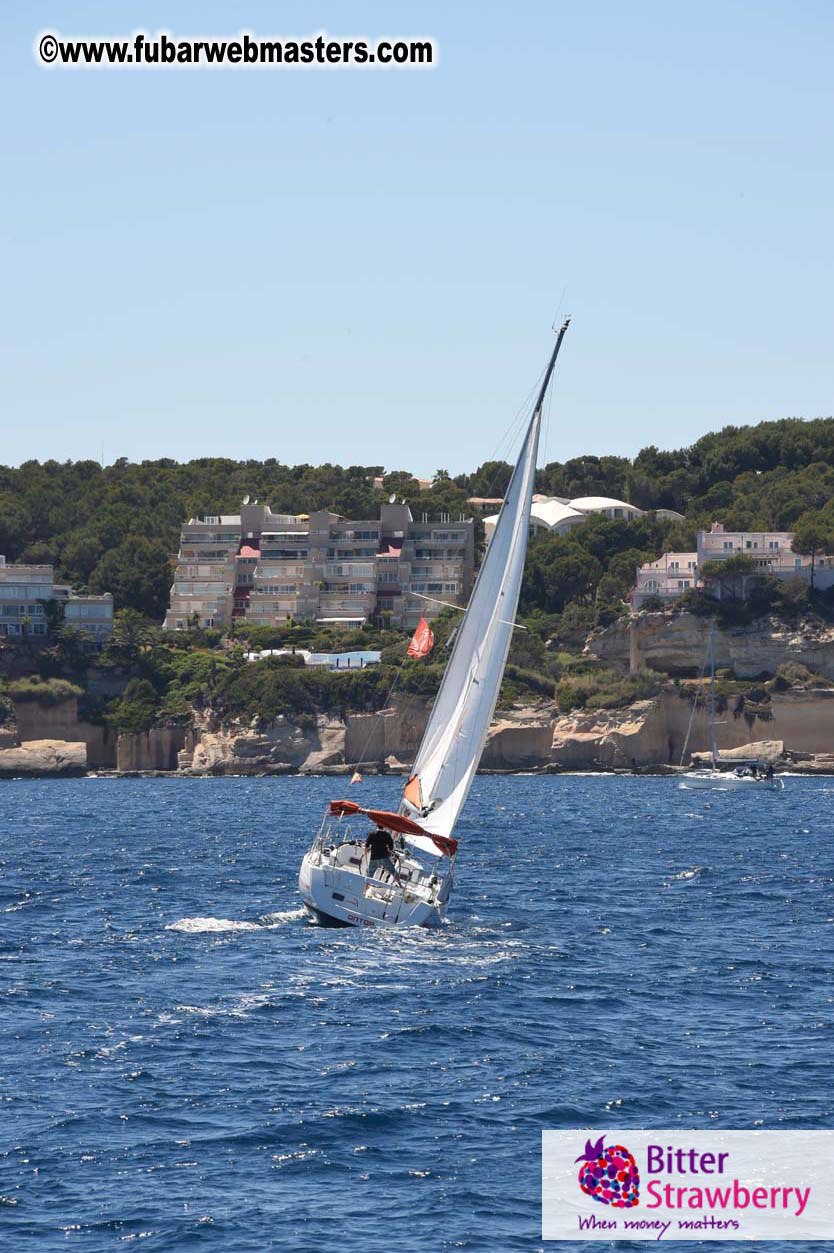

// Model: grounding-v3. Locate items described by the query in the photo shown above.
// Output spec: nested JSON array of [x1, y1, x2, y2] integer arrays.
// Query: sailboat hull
[[679, 771, 783, 791], [299, 852, 446, 929]]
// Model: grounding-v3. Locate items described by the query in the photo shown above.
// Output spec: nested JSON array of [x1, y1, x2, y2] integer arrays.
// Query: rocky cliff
[[481, 703, 559, 769], [0, 739, 87, 777], [180, 713, 347, 775], [547, 687, 834, 768], [13, 696, 116, 767], [587, 612, 834, 679], [174, 686, 834, 774], [6, 660, 834, 779], [117, 727, 188, 772], [173, 696, 563, 776]]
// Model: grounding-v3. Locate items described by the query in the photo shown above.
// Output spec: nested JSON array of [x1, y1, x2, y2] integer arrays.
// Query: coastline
[[6, 678, 834, 778], [5, 761, 834, 781]]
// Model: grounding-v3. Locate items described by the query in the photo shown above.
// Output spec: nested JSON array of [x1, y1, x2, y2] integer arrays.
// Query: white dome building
[[568, 496, 642, 520], [528, 499, 585, 534], [483, 494, 672, 542]]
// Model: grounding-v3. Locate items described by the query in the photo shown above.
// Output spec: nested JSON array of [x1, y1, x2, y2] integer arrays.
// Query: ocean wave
[[165, 916, 262, 933], [668, 866, 705, 881], [5, 772, 834, 1253], [259, 907, 307, 926]]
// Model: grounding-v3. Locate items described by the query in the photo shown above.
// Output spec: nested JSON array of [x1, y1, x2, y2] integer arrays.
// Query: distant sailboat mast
[[710, 621, 719, 767]]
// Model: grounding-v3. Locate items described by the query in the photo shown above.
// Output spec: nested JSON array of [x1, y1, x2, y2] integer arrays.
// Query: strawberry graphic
[[576, 1135, 639, 1208]]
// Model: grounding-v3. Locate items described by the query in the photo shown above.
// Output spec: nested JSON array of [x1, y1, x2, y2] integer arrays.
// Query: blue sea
[[2, 775, 832, 1252]]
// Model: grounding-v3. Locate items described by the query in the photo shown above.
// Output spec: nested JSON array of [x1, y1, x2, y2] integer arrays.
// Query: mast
[[400, 319, 570, 851], [533, 316, 571, 418], [710, 621, 718, 767]]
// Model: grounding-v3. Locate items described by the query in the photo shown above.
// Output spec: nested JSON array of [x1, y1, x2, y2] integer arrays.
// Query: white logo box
[[543, 1130, 834, 1241]]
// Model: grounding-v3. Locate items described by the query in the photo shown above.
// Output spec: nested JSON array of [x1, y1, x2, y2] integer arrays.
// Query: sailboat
[[679, 623, 783, 791], [298, 319, 571, 926]]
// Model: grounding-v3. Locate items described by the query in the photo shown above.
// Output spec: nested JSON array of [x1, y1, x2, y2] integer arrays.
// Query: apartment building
[[0, 557, 53, 637], [58, 590, 114, 642], [0, 557, 114, 641], [163, 499, 475, 632], [632, 522, 834, 608]]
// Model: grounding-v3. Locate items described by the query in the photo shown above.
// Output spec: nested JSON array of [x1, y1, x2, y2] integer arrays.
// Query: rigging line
[[478, 409, 533, 504], [409, 590, 528, 629], [348, 648, 412, 782], [475, 366, 548, 503], [481, 320, 570, 502], [489, 371, 544, 462]]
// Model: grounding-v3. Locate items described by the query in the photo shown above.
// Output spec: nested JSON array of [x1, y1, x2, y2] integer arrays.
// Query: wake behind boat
[[298, 319, 571, 927]]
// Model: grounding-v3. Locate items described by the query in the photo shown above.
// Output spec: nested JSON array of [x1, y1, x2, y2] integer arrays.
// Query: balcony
[[318, 596, 373, 613]]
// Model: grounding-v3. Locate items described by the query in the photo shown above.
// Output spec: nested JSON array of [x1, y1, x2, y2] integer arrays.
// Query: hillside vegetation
[[4, 417, 834, 731], [2, 417, 833, 627]]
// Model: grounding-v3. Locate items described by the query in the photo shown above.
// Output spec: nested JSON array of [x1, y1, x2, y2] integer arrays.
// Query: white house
[[632, 521, 834, 609], [632, 552, 698, 608]]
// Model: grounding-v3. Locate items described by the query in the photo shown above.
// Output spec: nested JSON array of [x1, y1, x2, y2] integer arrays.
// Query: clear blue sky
[[2, 1, 832, 476]]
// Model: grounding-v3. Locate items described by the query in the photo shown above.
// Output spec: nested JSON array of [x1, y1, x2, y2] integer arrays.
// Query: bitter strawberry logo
[[576, 1135, 640, 1208]]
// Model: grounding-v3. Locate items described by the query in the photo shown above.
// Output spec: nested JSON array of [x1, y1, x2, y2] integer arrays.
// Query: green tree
[[108, 608, 155, 669], [462, 460, 513, 499], [0, 495, 30, 560], [7, 418, 834, 642], [60, 531, 104, 585], [38, 597, 66, 638], [89, 537, 172, 619], [521, 536, 603, 614], [596, 571, 629, 604], [55, 625, 90, 674], [607, 548, 654, 587], [700, 554, 757, 601], [109, 678, 159, 733], [382, 470, 421, 497], [792, 513, 833, 592]]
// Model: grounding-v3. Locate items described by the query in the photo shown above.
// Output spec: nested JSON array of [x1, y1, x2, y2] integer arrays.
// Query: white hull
[[679, 771, 783, 791], [299, 848, 448, 929]]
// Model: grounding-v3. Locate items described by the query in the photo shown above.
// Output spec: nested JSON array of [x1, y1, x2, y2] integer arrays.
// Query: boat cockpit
[[310, 822, 451, 908]]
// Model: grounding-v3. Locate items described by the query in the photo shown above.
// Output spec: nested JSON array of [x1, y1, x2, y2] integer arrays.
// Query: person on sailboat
[[364, 826, 404, 887]]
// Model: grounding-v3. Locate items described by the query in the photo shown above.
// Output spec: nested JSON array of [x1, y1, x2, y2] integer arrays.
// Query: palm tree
[[56, 624, 90, 673], [109, 609, 153, 670]]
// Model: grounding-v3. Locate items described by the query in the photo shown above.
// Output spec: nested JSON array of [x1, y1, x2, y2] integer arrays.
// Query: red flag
[[407, 617, 434, 658]]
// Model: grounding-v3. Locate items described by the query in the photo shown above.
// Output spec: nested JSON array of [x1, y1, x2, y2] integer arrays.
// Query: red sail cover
[[328, 799, 457, 855], [329, 799, 361, 817], [366, 809, 428, 836], [407, 618, 434, 658]]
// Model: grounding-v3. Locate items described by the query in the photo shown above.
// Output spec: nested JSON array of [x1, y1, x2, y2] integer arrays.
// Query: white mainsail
[[401, 320, 570, 853]]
